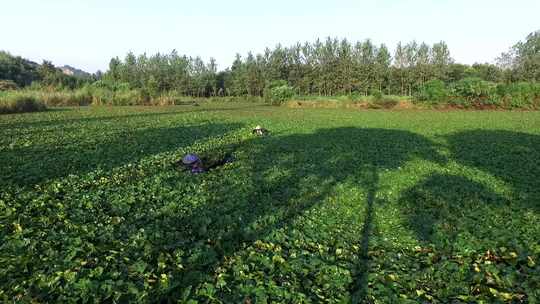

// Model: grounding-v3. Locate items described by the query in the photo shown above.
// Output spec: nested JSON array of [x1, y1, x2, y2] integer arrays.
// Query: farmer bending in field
[[180, 126, 268, 174], [252, 125, 269, 136], [181, 152, 234, 174]]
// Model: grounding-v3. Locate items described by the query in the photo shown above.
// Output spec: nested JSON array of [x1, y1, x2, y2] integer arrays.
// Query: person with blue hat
[[181, 151, 234, 174], [182, 153, 205, 173]]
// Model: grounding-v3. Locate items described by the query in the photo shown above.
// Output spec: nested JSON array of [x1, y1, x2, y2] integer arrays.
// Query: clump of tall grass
[[30, 90, 92, 106], [286, 93, 406, 109], [0, 91, 47, 114]]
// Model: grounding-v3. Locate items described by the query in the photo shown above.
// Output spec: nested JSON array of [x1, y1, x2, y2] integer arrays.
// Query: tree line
[[1, 30, 538, 98], [102, 39, 460, 97], [105, 51, 218, 97], [102, 31, 538, 97]]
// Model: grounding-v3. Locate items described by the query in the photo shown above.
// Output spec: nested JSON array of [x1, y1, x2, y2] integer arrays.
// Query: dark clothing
[[200, 153, 234, 171]]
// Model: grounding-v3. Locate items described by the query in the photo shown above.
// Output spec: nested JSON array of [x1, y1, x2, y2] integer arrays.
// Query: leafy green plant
[[451, 77, 498, 106], [415, 80, 449, 104], [370, 89, 383, 101], [495, 82, 540, 108], [1, 104, 539, 302], [264, 80, 295, 105]]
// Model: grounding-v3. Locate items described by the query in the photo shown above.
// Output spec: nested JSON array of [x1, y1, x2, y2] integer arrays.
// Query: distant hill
[[60, 65, 91, 78], [0, 50, 41, 87]]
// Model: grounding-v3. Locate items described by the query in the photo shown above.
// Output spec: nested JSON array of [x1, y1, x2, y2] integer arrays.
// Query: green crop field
[[1, 103, 539, 303]]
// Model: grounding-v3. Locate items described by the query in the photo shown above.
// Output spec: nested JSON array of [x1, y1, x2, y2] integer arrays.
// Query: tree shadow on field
[[143, 127, 445, 302], [393, 130, 540, 300], [447, 130, 540, 212], [0, 122, 243, 188], [396, 173, 539, 300], [399, 174, 509, 250], [3, 126, 450, 303]]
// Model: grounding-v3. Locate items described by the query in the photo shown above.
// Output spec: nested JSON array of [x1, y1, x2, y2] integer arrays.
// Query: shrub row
[[415, 78, 540, 109], [3, 78, 538, 111], [1, 79, 268, 110]]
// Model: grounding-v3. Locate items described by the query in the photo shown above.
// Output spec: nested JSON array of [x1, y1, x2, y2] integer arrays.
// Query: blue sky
[[1, 0, 538, 73]]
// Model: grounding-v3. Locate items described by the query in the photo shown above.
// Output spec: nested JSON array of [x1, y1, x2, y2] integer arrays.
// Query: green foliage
[[0, 51, 94, 90], [452, 77, 496, 100], [81, 81, 148, 106], [370, 89, 383, 101], [103, 52, 219, 98], [1, 31, 539, 102], [413, 78, 539, 109], [0, 91, 47, 114], [495, 82, 540, 108], [415, 80, 449, 103], [0, 90, 91, 107], [2, 105, 539, 302], [2, 31, 539, 105], [264, 80, 295, 105], [35, 90, 93, 106], [101, 38, 459, 98], [467, 63, 504, 82], [498, 29, 540, 82], [0, 51, 39, 87], [448, 77, 498, 107], [0, 86, 264, 108]]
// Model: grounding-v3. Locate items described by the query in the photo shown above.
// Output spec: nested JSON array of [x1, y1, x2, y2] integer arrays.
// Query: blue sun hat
[[182, 153, 200, 165]]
